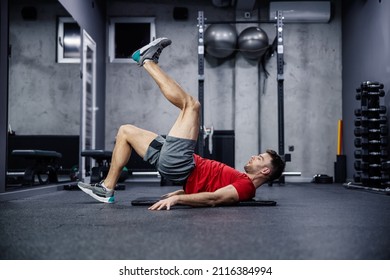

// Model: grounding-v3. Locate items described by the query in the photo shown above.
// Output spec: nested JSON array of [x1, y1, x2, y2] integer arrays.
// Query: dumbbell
[[354, 160, 384, 171], [361, 106, 387, 114], [359, 81, 384, 91], [354, 149, 388, 160], [354, 173, 390, 184], [354, 116, 387, 126], [355, 106, 387, 117], [354, 137, 388, 148], [354, 125, 388, 136], [354, 161, 383, 171], [356, 90, 385, 100]]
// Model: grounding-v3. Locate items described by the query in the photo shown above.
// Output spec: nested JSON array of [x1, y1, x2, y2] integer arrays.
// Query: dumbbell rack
[[351, 81, 390, 193]]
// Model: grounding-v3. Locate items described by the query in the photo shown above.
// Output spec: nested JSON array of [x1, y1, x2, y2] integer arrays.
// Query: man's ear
[[260, 167, 271, 176]]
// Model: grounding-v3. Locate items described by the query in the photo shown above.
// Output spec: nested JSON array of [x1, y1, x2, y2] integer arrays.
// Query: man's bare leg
[[103, 125, 157, 189], [104, 61, 199, 190], [77, 124, 157, 202], [143, 61, 200, 141]]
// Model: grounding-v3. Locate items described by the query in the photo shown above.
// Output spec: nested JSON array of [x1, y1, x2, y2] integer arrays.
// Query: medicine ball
[[238, 27, 269, 60], [204, 24, 237, 58]]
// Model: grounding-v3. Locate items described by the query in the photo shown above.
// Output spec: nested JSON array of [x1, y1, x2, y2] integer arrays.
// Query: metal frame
[[80, 30, 97, 181], [197, 11, 205, 157]]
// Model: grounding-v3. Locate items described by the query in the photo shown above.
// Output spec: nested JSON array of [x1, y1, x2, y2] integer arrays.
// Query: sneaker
[[131, 37, 172, 66], [77, 181, 115, 204]]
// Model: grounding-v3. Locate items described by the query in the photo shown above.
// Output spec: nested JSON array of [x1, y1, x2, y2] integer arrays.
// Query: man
[[78, 38, 285, 210]]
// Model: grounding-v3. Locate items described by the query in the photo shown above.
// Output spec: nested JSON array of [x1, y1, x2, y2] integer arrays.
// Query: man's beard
[[244, 164, 252, 173]]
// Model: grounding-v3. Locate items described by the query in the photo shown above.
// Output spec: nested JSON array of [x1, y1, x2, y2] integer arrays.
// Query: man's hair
[[265, 149, 286, 182]]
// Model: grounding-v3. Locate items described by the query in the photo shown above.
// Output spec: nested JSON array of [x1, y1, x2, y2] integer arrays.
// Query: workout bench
[[81, 150, 112, 183], [80, 150, 127, 189], [11, 149, 62, 185]]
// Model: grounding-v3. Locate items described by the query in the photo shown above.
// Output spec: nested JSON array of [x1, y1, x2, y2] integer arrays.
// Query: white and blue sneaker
[[131, 37, 172, 66], [77, 181, 115, 204]]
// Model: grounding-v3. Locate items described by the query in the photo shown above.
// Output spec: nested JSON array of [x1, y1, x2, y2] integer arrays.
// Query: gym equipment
[[10, 150, 62, 185], [197, 11, 297, 184], [354, 137, 387, 148], [354, 126, 388, 136], [238, 26, 269, 59], [334, 119, 346, 183], [351, 81, 389, 190], [354, 106, 387, 117], [356, 89, 385, 100], [355, 116, 387, 126], [81, 150, 112, 183], [131, 197, 277, 207], [204, 24, 237, 58], [354, 161, 381, 171], [312, 174, 333, 184], [354, 149, 388, 160], [353, 173, 389, 184], [80, 150, 128, 184], [344, 181, 390, 195]]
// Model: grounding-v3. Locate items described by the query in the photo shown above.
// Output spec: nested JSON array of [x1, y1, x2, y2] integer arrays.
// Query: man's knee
[[116, 124, 137, 140], [186, 98, 201, 113]]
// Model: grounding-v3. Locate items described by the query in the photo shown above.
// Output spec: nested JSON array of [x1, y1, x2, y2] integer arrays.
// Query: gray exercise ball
[[238, 27, 269, 60], [204, 24, 237, 58]]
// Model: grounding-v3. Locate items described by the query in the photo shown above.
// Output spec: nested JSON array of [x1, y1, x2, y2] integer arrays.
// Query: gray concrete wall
[[342, 0, 390, 181], [260, 11, 342, 180], [8, 0, 80, 136]]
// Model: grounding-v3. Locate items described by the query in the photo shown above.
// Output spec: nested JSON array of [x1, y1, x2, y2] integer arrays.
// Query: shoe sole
[[132, 37, 171, 64], [139, 37, 171, 55], [77, 182, 115, 204]]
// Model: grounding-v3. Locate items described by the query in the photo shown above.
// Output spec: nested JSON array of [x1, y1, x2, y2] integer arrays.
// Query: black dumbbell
[[354, 126, 388, 136], [358, 173, 390, 184], [359, 81, 384, 91], [354, 149, 388, 160], [354, 161, 382, 171], [355, 116, 387, 126], [360, 106, 387, 115], [354, 137, 388, 148], [356, 90, 385, 100]]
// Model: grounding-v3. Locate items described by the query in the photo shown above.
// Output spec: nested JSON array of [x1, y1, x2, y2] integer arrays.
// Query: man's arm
[[148, 185, 239, 211]]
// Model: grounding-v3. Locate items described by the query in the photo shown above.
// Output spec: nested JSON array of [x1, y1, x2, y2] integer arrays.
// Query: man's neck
[[245, 173, 266, 188]]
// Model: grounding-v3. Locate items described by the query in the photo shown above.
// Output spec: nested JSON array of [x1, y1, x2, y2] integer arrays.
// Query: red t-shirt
[[184, 154, 256, 201]]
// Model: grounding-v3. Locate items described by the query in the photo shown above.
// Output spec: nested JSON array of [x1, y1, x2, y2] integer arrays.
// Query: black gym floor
[[0, 182, 389, 260]]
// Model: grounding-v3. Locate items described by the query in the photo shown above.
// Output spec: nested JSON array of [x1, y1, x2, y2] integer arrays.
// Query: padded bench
[[11, 149, 62, 185], [81, 150, 112, 183], [80, 150, 127, 189]]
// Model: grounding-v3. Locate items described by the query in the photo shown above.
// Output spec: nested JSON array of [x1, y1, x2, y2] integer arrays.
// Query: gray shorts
[[143, 135, 196, 183]]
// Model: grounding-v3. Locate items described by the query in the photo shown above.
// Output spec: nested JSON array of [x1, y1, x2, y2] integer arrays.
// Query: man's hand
[[149, 195, 179, 211]]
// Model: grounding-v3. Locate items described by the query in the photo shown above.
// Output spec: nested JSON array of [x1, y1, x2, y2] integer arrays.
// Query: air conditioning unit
[[269, 1, 331, 23]]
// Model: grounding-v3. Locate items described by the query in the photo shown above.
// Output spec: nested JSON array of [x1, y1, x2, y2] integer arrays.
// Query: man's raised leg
[[143, 61, 200, 141], [132, 37, 200, 141]]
